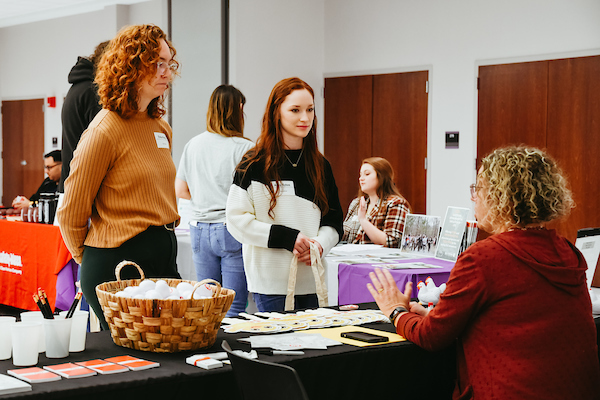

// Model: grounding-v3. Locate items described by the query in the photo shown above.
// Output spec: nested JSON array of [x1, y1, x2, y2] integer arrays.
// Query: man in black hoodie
[[59, 40, 109, 192]]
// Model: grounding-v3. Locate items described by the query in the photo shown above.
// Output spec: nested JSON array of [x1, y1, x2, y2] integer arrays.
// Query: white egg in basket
[[123, 286, 137, 294], [138, 279, 156, 292], [145, 289, 164, 299], [155, 280, 171, 297], [177, 282, 194, 293]]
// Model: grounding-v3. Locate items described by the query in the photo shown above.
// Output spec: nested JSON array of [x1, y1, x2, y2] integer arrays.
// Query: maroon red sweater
[[397, 229, 600, 399]]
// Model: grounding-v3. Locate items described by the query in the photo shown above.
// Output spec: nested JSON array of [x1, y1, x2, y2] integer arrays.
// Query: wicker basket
[[96, 261, 235, 353]]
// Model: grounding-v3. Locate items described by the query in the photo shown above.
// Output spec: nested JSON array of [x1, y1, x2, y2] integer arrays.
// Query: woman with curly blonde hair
[[368, 146, 600, 399], [58, 24, 181, 329]]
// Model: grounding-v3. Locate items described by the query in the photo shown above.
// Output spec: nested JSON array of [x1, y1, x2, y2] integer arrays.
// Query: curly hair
[[357, 157, 411, 209], [478, 146, 574, 233], [95, 24, 179, 119], [207, 85, 246, 138], [89, 40, 110, 72]]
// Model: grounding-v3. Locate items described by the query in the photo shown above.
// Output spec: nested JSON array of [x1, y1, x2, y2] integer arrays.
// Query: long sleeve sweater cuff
[[268, 225, 300, 252]]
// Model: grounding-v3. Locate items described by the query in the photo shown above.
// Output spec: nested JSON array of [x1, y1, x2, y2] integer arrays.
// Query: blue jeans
[[253, 293, 318, 312], [190, 222, 247, 317]]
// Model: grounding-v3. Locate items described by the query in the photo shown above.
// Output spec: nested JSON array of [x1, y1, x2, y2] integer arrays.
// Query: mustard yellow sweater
[[57, 109, 179, 264]]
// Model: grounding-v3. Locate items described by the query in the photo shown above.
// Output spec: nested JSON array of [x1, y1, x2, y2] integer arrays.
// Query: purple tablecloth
[[337, 257, 455, 305]]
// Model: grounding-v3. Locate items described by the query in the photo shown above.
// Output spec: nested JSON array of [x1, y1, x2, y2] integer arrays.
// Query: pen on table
[[257, 349, 305, 356], [65, 291, 82, 319]]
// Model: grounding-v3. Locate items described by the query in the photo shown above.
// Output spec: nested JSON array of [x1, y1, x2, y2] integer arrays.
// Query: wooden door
[[477, 56, 600, 242], [546, 55, 600, 242], [372, 71, 428, 214], [324, 75, 373, 212], [477, 62, 549, 241], [477, 61, 548, 166], [2, 99, 45, 205]]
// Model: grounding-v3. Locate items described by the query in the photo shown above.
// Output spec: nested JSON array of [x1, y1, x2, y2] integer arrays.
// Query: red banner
[[0, 220, 72, 310]]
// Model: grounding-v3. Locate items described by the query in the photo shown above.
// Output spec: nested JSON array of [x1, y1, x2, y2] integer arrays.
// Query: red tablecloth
[[0, 220, 73, 310]]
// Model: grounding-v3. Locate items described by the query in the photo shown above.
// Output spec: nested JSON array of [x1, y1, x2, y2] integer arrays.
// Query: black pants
[[81, 226, 180, 330]]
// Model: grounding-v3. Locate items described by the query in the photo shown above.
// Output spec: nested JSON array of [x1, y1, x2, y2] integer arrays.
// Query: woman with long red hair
[[226, 77, 343, 312]]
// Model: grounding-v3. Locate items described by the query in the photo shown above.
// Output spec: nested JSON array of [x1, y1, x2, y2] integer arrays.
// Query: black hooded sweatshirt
[[59, 57, 102, 192]]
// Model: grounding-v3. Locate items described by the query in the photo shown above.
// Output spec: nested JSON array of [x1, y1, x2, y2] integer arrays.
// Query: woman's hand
[[409, 301, 428, 316], [367, 268, 412, 318], [358, 196, 367, 222], [293, 233, 323, 264], [293, 232, 312, 262]]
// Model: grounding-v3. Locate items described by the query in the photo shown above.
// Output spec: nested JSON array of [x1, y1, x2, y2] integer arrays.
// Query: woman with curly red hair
[[57, 24, 181, 329], [226, 77, 343, 312]]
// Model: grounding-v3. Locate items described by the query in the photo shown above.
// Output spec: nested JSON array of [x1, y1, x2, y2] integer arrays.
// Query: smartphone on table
[[341, 331, 389, 343]]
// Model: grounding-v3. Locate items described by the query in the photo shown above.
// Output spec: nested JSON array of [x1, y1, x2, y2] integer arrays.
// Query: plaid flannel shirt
[[342, 195, 410, 248]]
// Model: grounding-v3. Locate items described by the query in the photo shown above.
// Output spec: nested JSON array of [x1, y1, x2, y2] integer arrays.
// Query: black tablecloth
[[2, 305, 599, 400], [0, 303, 456, 399]]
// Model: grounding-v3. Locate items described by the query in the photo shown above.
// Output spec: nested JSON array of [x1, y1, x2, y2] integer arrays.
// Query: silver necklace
[[284, 148, 304, 167]]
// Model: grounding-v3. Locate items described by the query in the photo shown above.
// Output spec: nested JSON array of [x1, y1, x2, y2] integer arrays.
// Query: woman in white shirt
[[176, 85, 254, 316]]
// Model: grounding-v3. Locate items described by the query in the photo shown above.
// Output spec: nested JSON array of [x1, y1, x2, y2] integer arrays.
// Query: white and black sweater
[[226, 149, 343, 295]]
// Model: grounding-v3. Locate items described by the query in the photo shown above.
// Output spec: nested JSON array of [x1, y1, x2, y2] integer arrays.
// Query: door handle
[[21, 160, 27, 166]]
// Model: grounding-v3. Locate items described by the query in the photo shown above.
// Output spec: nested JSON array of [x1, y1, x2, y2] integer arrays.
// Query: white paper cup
[[59, 310, 88, 352], [43, 316, 72, 358], [20, 311, 46, 353], [11, 321, 42, 366], [0, 316, 17, 360]]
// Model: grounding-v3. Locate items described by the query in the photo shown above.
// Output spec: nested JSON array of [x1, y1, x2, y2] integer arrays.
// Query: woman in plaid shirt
[[342, 157, 411, 248]]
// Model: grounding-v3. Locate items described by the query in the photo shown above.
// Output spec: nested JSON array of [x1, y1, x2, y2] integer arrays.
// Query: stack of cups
[[20, 311, 46, 353], [43, 316, 72, 358], [0, 316, 17, 361], [11, 321, 42, 366], [5, 308, 89, 366], [59, 310, 89, 352]]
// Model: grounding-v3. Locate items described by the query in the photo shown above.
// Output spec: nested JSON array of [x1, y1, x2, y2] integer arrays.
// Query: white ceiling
[[0, 0, 149, 28]]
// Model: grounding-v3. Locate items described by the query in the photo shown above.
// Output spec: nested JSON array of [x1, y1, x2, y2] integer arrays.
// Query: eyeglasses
[[156, 61, 178, 74], [469, 183, 482, 199], [44, 163, 60, 170]]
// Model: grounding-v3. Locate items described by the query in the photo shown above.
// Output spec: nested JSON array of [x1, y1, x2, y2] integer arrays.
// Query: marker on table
[[257, 349, 305, 356]]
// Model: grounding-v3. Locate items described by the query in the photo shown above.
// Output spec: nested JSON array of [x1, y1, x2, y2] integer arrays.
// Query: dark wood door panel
[[2, 99, 44, 205], [324, 76, 373, 212], [2, 101, 24, 205], [21, 99, 45, 198], [372, 71, 428, 214], [477, 61, 548, 166], [546, 55, 600, 242]]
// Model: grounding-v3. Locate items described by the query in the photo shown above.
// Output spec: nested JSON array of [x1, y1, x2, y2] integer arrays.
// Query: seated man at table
[[12, 150, 62, 211]]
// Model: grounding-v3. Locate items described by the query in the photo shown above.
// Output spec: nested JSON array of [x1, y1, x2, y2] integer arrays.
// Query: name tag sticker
[[272, 181, 295, 196], [154, 132, 170, 149]]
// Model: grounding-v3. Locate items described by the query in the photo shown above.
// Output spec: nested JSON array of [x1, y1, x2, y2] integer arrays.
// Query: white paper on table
[[328, 244, 385, 256], [382, 262, 444, 269], [575, 235, 600, 288], [238, 332, 343, 351]]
